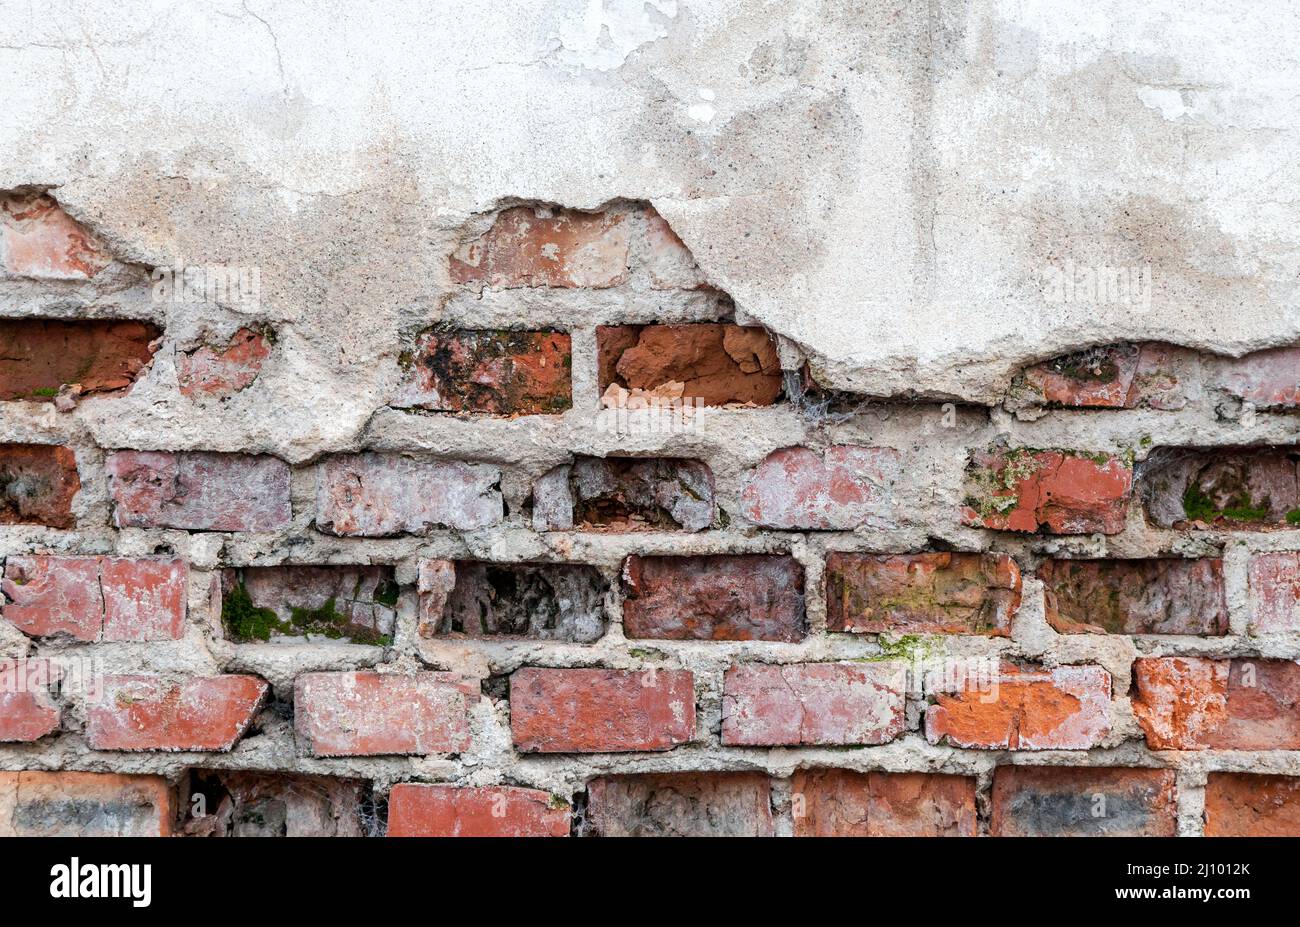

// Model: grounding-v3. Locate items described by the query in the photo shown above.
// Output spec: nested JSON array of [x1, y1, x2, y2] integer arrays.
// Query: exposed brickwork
[[1248, 552, 1300, 632], [0, 443, 80, 528], [0, 318, 158, 402], [791, 769, 977, 836], [1204, 773, 1300, 836], [177, 327, 270, 398], [86, 675, 268, 752], [387, 784, 569, 837], [825, 551, 1019, 636], [990, 766, 1177, 836], [739, 445, 901, 530], [510, 667, 695, 753], [294, 672, 476, 757], [621, 554, 805, 641], [0, 193, 111, 279], [316, 453, 503, 535], [532, 455, 716, 531], [107, 450, 290, 531], [0, 771, 172, 836], [721, 662, 906, 746], [597, 323, 782, 406], [1142, 446, 1300, 529], [963, 447, 1132, 534], [1040, 558, 1227, 635], [217, 565, 396, 645], [393, 329, 571, 414], [183, 770, 366, 837], [584, 772, 773, 837], [451, 205, 630, 289], [0, 659, 60, 741]]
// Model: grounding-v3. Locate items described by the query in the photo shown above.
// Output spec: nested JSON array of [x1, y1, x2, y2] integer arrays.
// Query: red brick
[[721, 662, 906, 747], [1141, 446, 1299, 528], [791, 769, 977, 836], [925, 664, 1112, 750], [1248, 552, 1300, 632], [0, 319, 159, 402], [739, 445, 902, 530], [0, 771, 173, 836], [0, 659, 60, 741], [1040, 558, 1227, 635], [393, 329, 572, 415], [1216, 346, 1300, 409], [1, 555, 186, 642], [597, 323, 782, 406], [510, 667, 694, 753], [86, 675, 268, 752], [217, 565, 396, 645], [621, 554, 805, 642], [316, 453, 503, 536], [1132, 657, 1300, 750], [387, 784, 569, 837], [183, 770, 365, 837], [450, 205, 629, 288], [0, 193, 111, 279], [532, 456, 716, 532], [0, 444, 80, 528], [825, 551, 1020, 636], [585, 772, 773, 837], [1015, 343, 1196, 410], [1205, 772, 1300, 836], [962, 447, 1132, 534], [294, 671, 475, 757], [990, 766, 1176, 836], [106, 451, 290, 532], [177, 327, 270, 398]]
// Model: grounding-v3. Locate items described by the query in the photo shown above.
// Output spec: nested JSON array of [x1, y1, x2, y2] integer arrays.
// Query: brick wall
[[2, 196, 1300, 836]]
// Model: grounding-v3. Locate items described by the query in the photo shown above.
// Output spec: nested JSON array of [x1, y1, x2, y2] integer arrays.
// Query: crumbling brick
[[0, 443, 80, 528], [531, 456, 716, 532], [393, 329, 571, 415], [107, 450, 291, 532]]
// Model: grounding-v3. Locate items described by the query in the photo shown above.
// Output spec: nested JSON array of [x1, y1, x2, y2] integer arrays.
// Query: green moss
[[867, 633, 934, 663], [1286, 508, 1300, 525], [221, 581, 288, 642], [374, 579, 400, 608], [1183, 482, 1271, 523], [29, 387, 59, 398], [288, 596, 391, 646]]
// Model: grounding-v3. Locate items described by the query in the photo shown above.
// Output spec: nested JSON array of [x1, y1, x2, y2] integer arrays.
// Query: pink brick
[[1217, 346, 1300, 408], [177, 328, 270, 398], [1, 193, 111, 280], [721, 662, 907, 747], [294, 671, 475, 756], [387, 785, 569, 837], [316, 453, 503, 536], [1248, 552, 1300, 632], [86, 675, 267, 752], [510, 668, 695, 753], [106, 451, 291, 532], [739, 446, 901, 530], [450, 205, 630, 289], [0, 659, 60, 741], [1, 555, 186, 642]]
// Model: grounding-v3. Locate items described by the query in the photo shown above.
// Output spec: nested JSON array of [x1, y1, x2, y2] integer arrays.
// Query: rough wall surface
[[1, 0, 1299, 837]]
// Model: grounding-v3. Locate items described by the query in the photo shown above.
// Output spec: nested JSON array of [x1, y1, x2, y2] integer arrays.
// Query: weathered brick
[[791, 769, 977, 837], [177, 327, 270, 398], [641, 207, 706, 289], [183, 770, 365, 837], [1013, 343, 1197, 410], [0, 771, 172, 836], [925, 664, 1112, 750], [450, 205, 629, 288], [1248, 552, 1300, 632], [1205, 772, 1300, 836], [621, 554, 805, 642], [532, 456, 716, 532], [1216, 346, 1300, 409], [825, 551, 1020, 636], [419, 559, 607, 642], [510, 667, 695, 753], [990, 766, 1176, 836], [0, 193, 111, 279], [1141, 446, 1300, 528], [1, 556, 186, 642], [1132, 657, 1300, 750], [597, 323, 782, 406], [739, 446, 901, 530], [0, 443, 80, 528], [962, 447, 1132, 534], [0, 659, 60, 741], [217, 565, 397, 645], [585, 772, 773, 837], [87, 675, 268, 752], [294, 671, 475, 757], [0, 319, 159, 402], [106, 450, 290, 532], [393, 329, 571, 415], [316, 453, 503, 536], [387, 784, 569, 837], [721, 662, 906, 747], [1040, 558, 1227, 635]]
